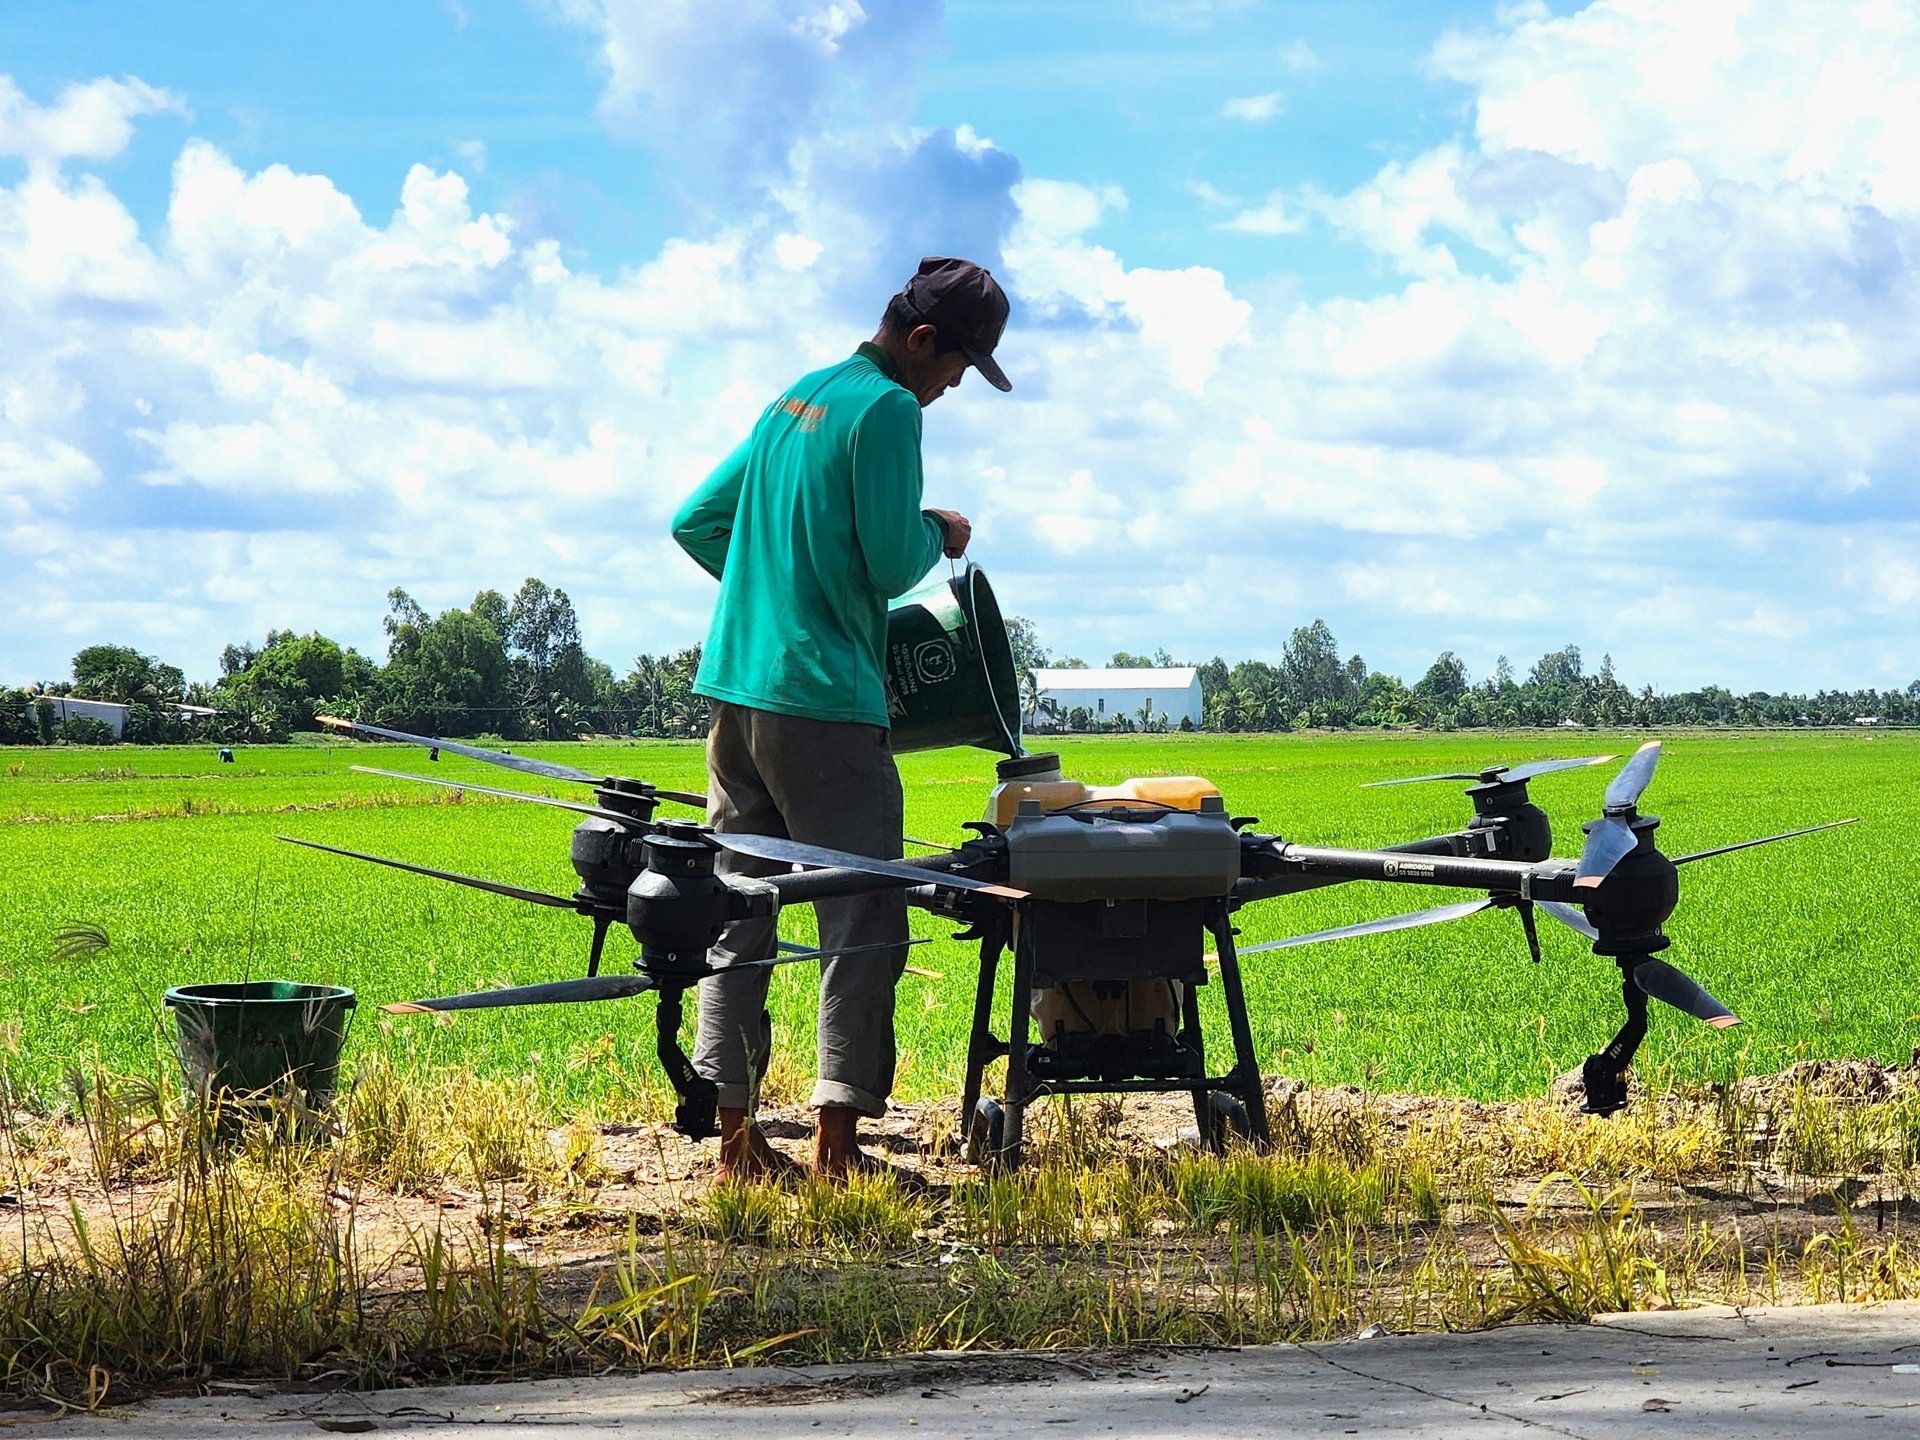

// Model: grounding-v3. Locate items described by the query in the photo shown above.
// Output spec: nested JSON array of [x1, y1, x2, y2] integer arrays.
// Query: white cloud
[[0, 76, 183, 163], [1432, 0, 1920, 213], [1216, 191, 1307, 235], [1281, 39, 1320, 72], [1222, 92, 1283, 122], [7, 0, 1920, 698], [555, 0, 940, 189], [1004, 179, 1250, 393]]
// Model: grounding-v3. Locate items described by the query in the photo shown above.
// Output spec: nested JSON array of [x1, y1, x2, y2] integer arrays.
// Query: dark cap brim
[[966, 345, 1011, 393]]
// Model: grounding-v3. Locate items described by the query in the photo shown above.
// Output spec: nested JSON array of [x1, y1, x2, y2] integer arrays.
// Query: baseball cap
[[901, 256, 1012, 392]]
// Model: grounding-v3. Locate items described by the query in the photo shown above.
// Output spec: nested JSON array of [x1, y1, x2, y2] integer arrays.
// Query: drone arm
[[770, 869, 1012, 933], [771, 865, 919, 904], [1239, 841, 1580, 906], [1233, 831, 1481, 904]]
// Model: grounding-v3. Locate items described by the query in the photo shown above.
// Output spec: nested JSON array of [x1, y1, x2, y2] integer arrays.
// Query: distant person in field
[[671, 256, 1012, 1183]]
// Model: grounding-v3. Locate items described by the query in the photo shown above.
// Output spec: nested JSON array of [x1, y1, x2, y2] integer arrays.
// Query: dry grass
[[0, 1054, 1916, 1410]]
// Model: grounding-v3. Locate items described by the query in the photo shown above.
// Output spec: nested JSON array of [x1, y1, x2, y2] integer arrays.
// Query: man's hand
[[929, 508, 972, 558]]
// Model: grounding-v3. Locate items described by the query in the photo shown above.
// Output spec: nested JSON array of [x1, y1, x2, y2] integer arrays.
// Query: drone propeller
[[1573, 741, 1662, 889], [1631, 957, 1739, 1028], [350, 766, 644, 826], [277, 836, 584, 910], [316, 715, 707, 807], [384, 937, 930, 1014], [1362, 755, 1615, 788], [1536, 899, 1599, 940], [1218, 896, 1496, 958], [777, 938, 942, 978], [1672, 818, 1858, 866], [386, 973, 658, 1013], [706, 832, 1027, 900]]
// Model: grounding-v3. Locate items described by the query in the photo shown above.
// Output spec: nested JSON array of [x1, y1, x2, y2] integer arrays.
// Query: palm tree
[[1019, 669, 1041, 724]]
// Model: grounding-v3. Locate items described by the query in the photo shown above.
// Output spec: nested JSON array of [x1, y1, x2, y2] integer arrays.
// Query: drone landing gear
[[653, 984, 720, 1140], [1579, 959, 1651, 1117], [958, 906, 1270, 1169]]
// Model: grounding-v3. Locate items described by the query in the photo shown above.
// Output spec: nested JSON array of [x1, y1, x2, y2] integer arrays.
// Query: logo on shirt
[[779, 396, 827, 433]]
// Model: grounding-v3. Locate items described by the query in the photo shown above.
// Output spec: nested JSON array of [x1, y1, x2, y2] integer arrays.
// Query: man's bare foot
[[714, 1107, 802, 1186], [812, 1105, 929, 1191]]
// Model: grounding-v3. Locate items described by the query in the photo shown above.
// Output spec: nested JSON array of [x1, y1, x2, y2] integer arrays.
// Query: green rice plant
[[577, 1227, 735, 1368], [338, 1057, 560, 1192], [3, 731, 1915, 1114], [1171, 1150, 1439, 1233], [793, 1170, 930, 1250], [1483, 1175, 1671, 1323], [698, 1181, 786, 1245]]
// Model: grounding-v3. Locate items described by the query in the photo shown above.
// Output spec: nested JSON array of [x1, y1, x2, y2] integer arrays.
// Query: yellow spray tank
[[985, 753, 1230, 1050], [985, 752, 1222, 827]]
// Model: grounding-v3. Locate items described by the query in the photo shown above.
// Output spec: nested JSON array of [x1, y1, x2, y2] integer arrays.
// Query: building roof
[[1032, 667, 1199, 689]]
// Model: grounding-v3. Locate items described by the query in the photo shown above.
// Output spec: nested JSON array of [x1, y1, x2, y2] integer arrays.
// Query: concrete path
[[40, 1301, 1920, 1438]]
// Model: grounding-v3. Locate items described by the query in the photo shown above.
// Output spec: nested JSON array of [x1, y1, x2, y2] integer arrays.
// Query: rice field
[[0, 730, 1912, 1116]]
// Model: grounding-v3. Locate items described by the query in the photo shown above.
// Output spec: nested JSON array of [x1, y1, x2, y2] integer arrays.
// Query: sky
[[3, 0, 1918, 695]]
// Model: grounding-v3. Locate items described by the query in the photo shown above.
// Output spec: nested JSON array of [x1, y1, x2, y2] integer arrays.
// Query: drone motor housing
[[570, 818, 646, 904], [1462, 780, 1554, 862], [1578, 818, 1679, 956], [625, 834, 775, 977]]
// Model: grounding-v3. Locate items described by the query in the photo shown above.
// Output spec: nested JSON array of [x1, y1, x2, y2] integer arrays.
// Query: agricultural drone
[[287, 716, 1852, 1168]]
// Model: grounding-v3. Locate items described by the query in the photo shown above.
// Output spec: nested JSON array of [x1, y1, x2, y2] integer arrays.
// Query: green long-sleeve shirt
[[671, 344, 948, 728]]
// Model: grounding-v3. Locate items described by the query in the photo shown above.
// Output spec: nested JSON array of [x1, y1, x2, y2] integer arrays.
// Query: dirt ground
[[7, 1055, 1915, 1291]]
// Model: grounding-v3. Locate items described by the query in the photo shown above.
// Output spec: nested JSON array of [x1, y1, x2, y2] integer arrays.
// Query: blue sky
[[3, 0, 1917, 695]]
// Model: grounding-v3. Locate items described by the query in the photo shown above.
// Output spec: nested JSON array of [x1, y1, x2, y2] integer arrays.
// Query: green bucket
[[885, 564, 1023, 756], [163, 981, 356, 1113]]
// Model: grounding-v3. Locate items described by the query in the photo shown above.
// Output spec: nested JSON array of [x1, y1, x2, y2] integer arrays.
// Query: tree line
[[0, 579, 706, 747], [5, 587, 1917, 746]]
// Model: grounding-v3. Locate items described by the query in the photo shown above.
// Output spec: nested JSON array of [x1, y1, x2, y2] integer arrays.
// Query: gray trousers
[[692, 701, 909, 1117]]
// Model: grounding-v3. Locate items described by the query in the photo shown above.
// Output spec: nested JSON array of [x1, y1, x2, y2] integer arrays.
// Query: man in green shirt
[[671, 257, 1012, 1182]]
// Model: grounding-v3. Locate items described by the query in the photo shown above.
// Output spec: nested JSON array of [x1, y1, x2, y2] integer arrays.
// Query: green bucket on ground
[[885, 563, 1023, 756], [163, 981, 356, 1113]]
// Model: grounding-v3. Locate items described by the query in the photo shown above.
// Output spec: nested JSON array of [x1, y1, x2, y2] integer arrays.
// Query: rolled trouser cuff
[[710, 1081, 761, 1112], [810, 1080, 888, 1117]]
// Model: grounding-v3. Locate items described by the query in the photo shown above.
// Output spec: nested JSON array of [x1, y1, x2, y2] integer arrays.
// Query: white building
[[1031, 667, 1204, 728], [43, 696, 130, 738]]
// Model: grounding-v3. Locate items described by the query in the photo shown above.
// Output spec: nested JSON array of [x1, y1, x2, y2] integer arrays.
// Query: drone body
[[290, 717, 1852, 1168]]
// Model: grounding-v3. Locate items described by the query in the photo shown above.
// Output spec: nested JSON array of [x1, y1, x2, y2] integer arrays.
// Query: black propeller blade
[[1537, 900, 1599, 940], [1222, 897, 1495, 957], [740, 936, 931, 968], [1631, 957, 1740, 1028], [1604, 741, 1661, 809], [387, 973, 657, 1013], [707, 832, 1026, 900], [1572, 817, 1639, 887], [1362, 755, 1615, 788], [277, 836, 583, 910], [317, 715, 707, 806], [1573, 741, 1661, 889], [386, 938, 929, 1014], [1672, 818, 1858, 866], [350, 765, 642, 825]]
